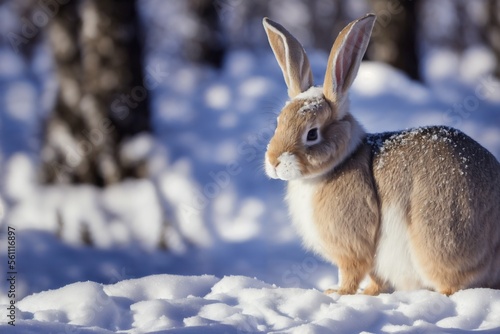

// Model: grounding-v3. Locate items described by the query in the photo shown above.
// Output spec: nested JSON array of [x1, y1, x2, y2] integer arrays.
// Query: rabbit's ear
[[263, 17, 313, 98], [323, 14, 376, 102]]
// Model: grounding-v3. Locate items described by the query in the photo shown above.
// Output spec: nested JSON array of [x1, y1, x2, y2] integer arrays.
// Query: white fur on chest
[[375, 205, 432, 290], [286, 179, 324, 255]]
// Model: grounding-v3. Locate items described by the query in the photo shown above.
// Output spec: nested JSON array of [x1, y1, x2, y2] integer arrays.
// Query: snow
[[120, 133, 155, 164], [2, 275, 500, 333], [1, 2, 500, 333], [295, 85, 324, 101], [297, 89, 324, 115]]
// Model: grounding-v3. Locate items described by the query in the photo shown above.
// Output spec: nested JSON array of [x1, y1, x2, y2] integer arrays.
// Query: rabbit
[[262, 14, 500, 295]]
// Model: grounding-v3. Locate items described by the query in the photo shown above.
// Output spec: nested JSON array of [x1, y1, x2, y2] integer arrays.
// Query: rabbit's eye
[[307, 128, 318, 142]]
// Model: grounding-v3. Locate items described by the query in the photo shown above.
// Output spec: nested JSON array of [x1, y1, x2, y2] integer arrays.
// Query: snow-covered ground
[[1, 3, 500, 332], [4, 275, 500, 333]]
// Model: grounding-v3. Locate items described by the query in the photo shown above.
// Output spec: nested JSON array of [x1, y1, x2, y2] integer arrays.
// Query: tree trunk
[[311, 0, 346, 52], [41, 0, 151, 186], [186, 0, 226, 68], [486, 0, 500, 78], [368, 0, 421, 81]]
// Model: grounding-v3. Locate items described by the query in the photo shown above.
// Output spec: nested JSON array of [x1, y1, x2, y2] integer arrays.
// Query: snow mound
[[2, 274, 500, 333]]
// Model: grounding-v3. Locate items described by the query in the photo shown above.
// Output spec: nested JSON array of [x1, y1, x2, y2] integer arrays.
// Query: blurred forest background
[[1, 0, 499, 248]]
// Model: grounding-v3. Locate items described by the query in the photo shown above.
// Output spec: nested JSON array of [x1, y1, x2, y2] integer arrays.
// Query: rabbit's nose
[[265, 153, 280, 179], [267, 154, 280, 168], [274, 152, 302, 180]]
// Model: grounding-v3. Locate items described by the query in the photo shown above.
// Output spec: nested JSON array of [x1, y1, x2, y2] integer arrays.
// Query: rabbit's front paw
[[363, 283, 381, 296], [362, 275, 386, 296], [324, 287, 357, 295]]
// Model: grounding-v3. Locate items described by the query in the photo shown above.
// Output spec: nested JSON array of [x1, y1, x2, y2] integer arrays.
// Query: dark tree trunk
[[368, 0, 421, 81], [186, 0, 226, 68], [41, 0, 151, 186], [311, 0, 346, 52], [233, 0, 268, 48], [485, 0, 500, 78], [6, 0, 41, 59]]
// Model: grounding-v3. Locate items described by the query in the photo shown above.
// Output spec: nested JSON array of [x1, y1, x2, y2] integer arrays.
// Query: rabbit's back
[[369, 126, 500, 292]]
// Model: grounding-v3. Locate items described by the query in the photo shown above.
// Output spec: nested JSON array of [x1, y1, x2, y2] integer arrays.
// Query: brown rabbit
[[263, 14, 500, 295]]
